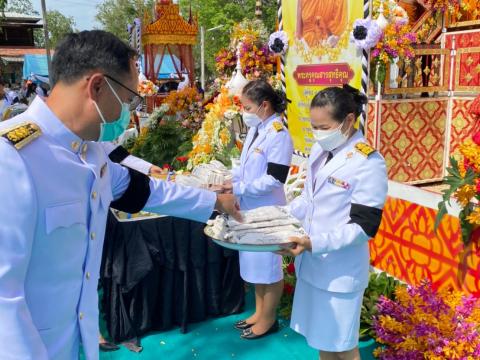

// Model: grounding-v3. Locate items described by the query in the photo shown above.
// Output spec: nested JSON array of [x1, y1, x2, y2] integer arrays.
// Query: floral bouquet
[[373, 281, 480, 359], [187, 88, 241, 169], [435, 96, 480, 245], [137, 79, 158, 97], [371, 22, 416, 65], [164, 87, 202, 115]]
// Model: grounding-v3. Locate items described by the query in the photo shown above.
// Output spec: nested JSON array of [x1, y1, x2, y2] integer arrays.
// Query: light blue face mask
[[94, 78, 131, 142]]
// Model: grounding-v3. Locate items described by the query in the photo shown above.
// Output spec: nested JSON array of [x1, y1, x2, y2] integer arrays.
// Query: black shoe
[[240, 320, 279, 340], [234, 319, 254, 330], [99, 341, 120, 352]]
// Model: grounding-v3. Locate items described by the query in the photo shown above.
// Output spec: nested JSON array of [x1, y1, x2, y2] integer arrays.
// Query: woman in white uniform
[[226, 80, 293, 339], [280, 85, 388, 360]]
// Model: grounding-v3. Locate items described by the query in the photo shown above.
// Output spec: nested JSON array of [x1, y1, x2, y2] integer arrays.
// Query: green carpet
[[99, 292, 317, 360], [97, 292, 377, 360]]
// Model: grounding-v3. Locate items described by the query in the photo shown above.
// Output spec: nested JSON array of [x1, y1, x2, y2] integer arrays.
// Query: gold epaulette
[[272, 121, 284, 132], [355, 142, 376, 157], [1, 122, 41, 150]]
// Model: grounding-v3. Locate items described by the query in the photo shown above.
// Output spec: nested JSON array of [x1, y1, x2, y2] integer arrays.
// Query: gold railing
[[385, 47, 450, 94]]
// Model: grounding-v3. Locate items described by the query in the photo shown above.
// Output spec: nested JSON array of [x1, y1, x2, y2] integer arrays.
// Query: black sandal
[[234, 319, 254, 330]]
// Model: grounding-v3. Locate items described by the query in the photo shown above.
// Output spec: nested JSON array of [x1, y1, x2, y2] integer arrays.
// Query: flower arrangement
[[231, 19, 269, 48], [216, 19, 276, 79], [187, 88, 241, 169], [268, 31, 289, 56], [435, 96, 480, 244], [137, 79, 158, 97], [371, 22, 416, 65], [373, 281, 480, 359], [164, 86, 202, 115], [215, 49, 237, 76], [238, 42, 276, 78]]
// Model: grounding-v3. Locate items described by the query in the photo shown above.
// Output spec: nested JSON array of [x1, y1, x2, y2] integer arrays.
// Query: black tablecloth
[[100, 211, 245, 343]]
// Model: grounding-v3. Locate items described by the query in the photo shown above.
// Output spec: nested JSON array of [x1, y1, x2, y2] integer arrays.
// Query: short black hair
[[310, 85, 368, 123], [242, 80, 287, 114], [51, 30, 138, 86]]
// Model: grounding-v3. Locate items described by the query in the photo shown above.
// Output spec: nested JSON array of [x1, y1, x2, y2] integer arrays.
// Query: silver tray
[[204, 225, 294, 252]]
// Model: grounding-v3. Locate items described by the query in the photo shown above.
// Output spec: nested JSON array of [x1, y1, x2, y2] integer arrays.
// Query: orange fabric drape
[[298, 0, 348, 48]]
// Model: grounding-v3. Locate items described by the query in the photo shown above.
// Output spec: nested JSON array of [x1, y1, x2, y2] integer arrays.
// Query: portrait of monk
[[398, 0, 424, 24], [295, 0, 348, 48]]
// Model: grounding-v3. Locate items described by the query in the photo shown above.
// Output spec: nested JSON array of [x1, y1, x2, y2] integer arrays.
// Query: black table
[[100, 211, 245, 343]]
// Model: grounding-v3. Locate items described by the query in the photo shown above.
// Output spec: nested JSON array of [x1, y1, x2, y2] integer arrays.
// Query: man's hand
[[215, 193, 242, 222], [277, 236, 312, 257], [221, 180, 233, 194], [149, 165, 165, 177]]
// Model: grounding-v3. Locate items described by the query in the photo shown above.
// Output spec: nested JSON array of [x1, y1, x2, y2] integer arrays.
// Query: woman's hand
[[277, 236, 312, 257]]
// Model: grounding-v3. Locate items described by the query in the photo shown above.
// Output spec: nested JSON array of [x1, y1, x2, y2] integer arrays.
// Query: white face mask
[[242, 104, 264, 128], [312, 121, 350, 151]]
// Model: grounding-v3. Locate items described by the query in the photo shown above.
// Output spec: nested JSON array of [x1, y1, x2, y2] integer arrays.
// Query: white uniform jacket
[[232, 114, 293, 210], [0, 97, 216, 360], [288, 131, 388, 293]]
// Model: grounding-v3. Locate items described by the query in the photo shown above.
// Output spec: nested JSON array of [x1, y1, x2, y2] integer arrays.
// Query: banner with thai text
[[283, 0, 365, 154]]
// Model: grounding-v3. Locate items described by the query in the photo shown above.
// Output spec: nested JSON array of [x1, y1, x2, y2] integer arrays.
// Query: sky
[[33, 0, 104, 31]]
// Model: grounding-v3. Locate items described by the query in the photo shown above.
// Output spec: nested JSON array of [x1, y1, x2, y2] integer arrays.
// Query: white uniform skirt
[[290, 278, 364, 352], [239, 251, 283, 284]]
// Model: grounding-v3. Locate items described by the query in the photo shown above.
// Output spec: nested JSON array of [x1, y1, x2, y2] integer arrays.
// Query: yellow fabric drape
[[299, 0, 348, 48]]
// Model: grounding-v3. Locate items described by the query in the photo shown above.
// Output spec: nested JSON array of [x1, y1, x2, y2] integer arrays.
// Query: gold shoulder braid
[[272, 121, 284, 132], [355, 142, 376, 157], [1, 122, 42, 150]]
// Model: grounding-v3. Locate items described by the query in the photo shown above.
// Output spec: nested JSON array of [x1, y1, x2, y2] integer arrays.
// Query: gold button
[[91, 192, 97, 200], [79, 312, 84, 320], [71, 141, 79, 151], [90, 232, 96, 240], [86, 272, 90, 280]]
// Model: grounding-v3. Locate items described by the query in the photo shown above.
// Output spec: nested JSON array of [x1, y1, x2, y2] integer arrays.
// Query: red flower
[[286, 262, 295, 274], [476, 180, 480, 194], [283, 283, 294, 295], [473, 132, 480, 146], [176, 156, 188, 163], [163, 164, 171, 170]]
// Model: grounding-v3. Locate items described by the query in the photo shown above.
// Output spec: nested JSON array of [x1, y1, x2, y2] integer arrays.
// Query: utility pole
[[40, 0, 53, 79]]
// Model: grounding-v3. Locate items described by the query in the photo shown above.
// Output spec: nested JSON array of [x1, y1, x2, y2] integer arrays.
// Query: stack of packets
[[175, 160, 232, 191], [207, 206, 305, 245]]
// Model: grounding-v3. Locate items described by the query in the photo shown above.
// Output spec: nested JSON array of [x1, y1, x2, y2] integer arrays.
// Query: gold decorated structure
[[142, 0, 198, 85]]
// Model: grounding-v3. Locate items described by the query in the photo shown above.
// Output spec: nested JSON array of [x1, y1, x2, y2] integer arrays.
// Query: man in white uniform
[[0, 30, 240, 360]]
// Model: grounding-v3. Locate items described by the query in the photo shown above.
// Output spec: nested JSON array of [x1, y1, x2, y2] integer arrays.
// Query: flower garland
[[373, 281, 480, 359], [294, 23, 352, 63], [187, 88, 241, 169]]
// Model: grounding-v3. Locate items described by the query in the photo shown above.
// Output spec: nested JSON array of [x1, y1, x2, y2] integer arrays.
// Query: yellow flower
[[454, 184, 476, 207], [466, 206, 480, 225]]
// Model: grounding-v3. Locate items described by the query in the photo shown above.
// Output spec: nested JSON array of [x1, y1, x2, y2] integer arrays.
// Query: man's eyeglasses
[[104, 74, 143, 111]]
